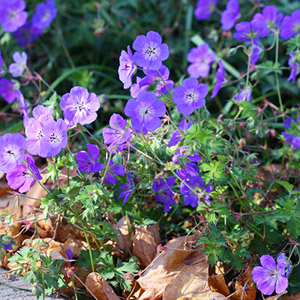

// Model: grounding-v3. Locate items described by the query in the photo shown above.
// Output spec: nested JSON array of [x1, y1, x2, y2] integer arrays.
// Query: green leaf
[[276, 180, 294, 193]]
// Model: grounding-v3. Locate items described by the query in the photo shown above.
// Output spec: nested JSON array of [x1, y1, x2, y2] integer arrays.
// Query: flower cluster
[[0, 0, 57, 46]]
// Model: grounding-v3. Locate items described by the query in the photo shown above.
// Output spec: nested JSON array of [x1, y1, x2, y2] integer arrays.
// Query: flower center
[[37, 130, 44, 139], [9, 10, 18, 20], [7, 149, 16, 158], [49, 133, 61, 144], [184, 90, 198, 103], [140, 105, 150, 118], [144, 44, 160, 60], [42, 11, 50, 23], [76, 101, 86, 112]]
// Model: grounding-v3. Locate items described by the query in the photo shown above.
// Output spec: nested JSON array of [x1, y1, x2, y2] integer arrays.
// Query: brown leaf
[[85, 272, 120, 300], [208, 275, 230, 297], [231, 267, 256, 300], [133, 222, 161, 268], [112, 216, 132, 251], [62, 237, 88, 257], [22, 181, 47, 217], [266, 291, 287, 300], [282, 291, 300, 300], [163, 259, 226, 300], [137, 235, 202, 300]]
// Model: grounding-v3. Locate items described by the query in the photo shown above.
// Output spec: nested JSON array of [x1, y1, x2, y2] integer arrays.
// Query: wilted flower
[[250, 41, 263, 65], [180, 176, 206, 207], [32, 0, 57, 30], [0, 133, 26, 173], [9, 51, 27, 77], [76, 143, 101, 174], [119, 173, 134, 205], [252, 254, 289, 295], [221, 0, 240, 31], [0, 0, 28, 32], [99, 160, 125, 184], [60, 86, 100, 126], [187, 44, 216, 78], [6, 155, 42, 193], [194, 0, 218, 21], [234, 88, 252, 102], [211, 60, 226, 98], [139, 65, 174, 96], [118, 46, 136, 89], [173, 78, 208, 115], [102, 114, 132, 152], [169, 118, 192, 146], [13, 22, 43, 46], [282, 117, 300, 149], [280, 10, 300, 40], [130, 76, 149, 99], [124, 91, 166, 133], [0, 78, 16, 104], [153, 177, 176, 212], [133, 31, 169, 70], [288, 51, 299, 83]]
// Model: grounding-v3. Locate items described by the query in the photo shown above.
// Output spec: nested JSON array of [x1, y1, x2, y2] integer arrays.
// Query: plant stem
[[83, 229, 95, 272]]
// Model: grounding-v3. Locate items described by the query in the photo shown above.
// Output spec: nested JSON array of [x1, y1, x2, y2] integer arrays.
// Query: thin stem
[[99, 151, 112, 188], [83, 229, 95, 272], [274, 33, 283, 112]]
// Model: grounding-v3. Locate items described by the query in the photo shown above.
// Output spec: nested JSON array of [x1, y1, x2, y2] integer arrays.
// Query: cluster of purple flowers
[[0, 0, 57, 46], [282, 117, 300, 149]]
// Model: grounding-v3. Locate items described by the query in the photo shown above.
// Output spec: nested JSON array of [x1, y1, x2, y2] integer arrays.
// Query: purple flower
[[133, 31, 169, 70], [221, 0, 240, 31], [0, 78, 16, 104], [65, 249, 73, 260], [169, 118, 192, 146], [139, 65, 174, 96], [0, 51, 5, 74], [252, 254, 288, 295], [119, 173, 134, 205], [211, 60, 226, 98], [153, 177, 176, 212], [194, 0, 218, 21], [233, 20, 269, 42], [3, 240, 13, 251], [280, 10, 300, 40], [0, 133, 26, 173], [76, 143, 101, 174], [250, 41, 263, 65], [282, 117, 300, 149], [180, 176, 205, 207], [9, 52, 27, 78], [15, 89, 29, 125], [39, 119, 68, 157], [13, 22, 43, 46], [60, 86, 100, 126], [25, 105, 54, 156], [173, 78, 208, 115], [118, 46, 136, 89], [187, 44, 216, 78], [0, 0, 28, 32], [6, 154, 42, 193], [253, 5, 283, 29], [102, 114, 132, 152], [100, 160, 125, 184], [234, 88, 252, 102], [32, 0, 57, 30], [124, 91, 166, 133], [288, 51, 299, 83], [130, 76, 149, 99]]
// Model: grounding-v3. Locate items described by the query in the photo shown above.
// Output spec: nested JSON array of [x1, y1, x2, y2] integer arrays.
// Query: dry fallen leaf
[[231, 267, 256, 300], [133, 222, 161, 268], [282, 291, 300, 300], [62, 237, 88, 257], [112, 216, 132, 251], [163, 257, 226, 300], [208, 274, 230, 297], [266, 291, 287, 300], [137, 235, 202, 300], [85, 272, 121, 300]]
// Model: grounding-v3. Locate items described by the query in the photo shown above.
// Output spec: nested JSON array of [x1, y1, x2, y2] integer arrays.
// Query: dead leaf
[[231, 267, 256, 300], [62, 238, 88, 257], [112, 216, 132, 251], [137, 235, 202, 300], [266, 291, 287, 300], [85, 272, 121, 300], [163, 258, 226, 300], [133, 222, 161, 268], [22, 181, 47, 217], [282, 291, 300, 300], [208, 275, 230, 297], [49, 249, 69, 262]]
